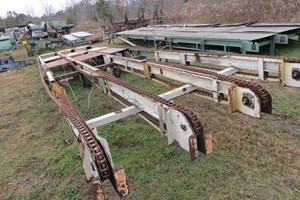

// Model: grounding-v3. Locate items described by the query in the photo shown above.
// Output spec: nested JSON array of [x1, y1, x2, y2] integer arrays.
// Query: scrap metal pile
[[0, 31, 18, 53], [20, 22, 103, 55], [48, 20, 76, 37], [61, 32, 104, 47], [103, 11, 162, 33], [0, 56, 36, 73], [37, 45, 299, 199]]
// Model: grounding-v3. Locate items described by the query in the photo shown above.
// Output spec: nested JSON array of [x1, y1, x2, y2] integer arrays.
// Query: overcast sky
[[0, 0, 75, 17]]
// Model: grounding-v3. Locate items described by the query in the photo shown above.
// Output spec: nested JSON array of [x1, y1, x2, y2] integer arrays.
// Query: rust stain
[[278, 63, 283, 86], [205, 131, 213, 155], [227, 86, 237, 113], [160, 68, 163, 75], [115, 168, 129, 197], [189, 135, 198, 161], [85, 34, 105, 41], [194, 53, 200, 62], [180, 124, 187, 131], [114, 109, 123, 114], [143, 64, 151, 79], [93, 180, 105, 200]]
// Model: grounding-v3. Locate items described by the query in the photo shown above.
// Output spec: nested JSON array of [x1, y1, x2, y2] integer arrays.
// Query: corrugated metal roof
[[249, 23, 300, 27], [230, 26, 300, 33], [62, 35, 78, 41], [71, 32, 92, 38], [117, 23, 300, 42], [138, 26, 300, 34], [117, 29, 275, 41]]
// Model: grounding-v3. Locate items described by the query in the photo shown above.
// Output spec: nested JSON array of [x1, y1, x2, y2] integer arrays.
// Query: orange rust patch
[[114, 109, 123, 114], [205, 131, 213, 155], [115, 169, 129, 197]]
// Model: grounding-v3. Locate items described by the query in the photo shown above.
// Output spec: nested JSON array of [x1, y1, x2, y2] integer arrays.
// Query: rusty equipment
[[100, 50, 272, 118], [0, 31, 18, 53], [128, 47, 300, 88], [38, 46, 214, 199], [37, 46, 274, 198], [103, 11, 161, 34], [0, 56, 36, 72]]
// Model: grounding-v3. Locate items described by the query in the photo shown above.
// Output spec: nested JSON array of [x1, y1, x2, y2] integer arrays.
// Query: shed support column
[[241, 42, 246, 54], [201, 39, 205, 52], [270, 36, 275, 56], [168, 39, 172, 50]]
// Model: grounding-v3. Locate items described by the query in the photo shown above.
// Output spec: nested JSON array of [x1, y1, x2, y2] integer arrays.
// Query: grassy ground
[[0, 46, 94, 200], [0, 42, 299, 199]]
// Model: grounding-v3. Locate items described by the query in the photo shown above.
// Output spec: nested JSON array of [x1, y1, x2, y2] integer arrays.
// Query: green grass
[[63, 68, 300, 199], [0, 64, 92, 200], [0, 42, 300, 199], [276, 40, 300, 57]]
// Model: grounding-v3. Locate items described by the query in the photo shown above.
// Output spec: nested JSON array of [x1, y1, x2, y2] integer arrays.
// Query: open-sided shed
[[115, 22, 300, 55]]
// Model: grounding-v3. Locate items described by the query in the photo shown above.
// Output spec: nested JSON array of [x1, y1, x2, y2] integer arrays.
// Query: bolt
[[292, 69, 300, 80], [180, 124, 187, 131], [242, 96, 250, 106]]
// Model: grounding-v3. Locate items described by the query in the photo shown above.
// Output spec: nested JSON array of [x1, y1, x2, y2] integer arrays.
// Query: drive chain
[[41, 77, 112, 181], [68, 62, 208, 154], [147, 60, 272, 114], [131, 47, 300, 63]]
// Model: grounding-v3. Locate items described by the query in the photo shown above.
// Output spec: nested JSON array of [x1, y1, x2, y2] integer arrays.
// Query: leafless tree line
[[1, 0, 299, 28], [164, 0, 300, 23]]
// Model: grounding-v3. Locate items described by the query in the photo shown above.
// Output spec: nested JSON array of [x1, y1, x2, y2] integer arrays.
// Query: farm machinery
[[37, 45, 282, 199], [0, 56, 36, 73]]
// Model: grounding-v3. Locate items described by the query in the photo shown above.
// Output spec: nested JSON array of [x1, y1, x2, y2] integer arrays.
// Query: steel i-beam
[[129, 48, 300, 88], [103, 54, 267, 118]]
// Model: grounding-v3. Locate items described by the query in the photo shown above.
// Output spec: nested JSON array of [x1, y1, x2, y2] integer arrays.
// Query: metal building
[[115, 22, 300, 55]]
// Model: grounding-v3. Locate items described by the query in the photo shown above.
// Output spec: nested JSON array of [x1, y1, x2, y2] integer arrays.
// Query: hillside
[[164, 0, 300, 23]]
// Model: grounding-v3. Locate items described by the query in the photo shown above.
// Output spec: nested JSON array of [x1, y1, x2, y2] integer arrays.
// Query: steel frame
[[102, 54, 265, 118], [38, 46, 215, 198], [56, 51, 211, 158], [39, 64, 129, 199], [86, 84, 198, 129], [128, 48, 300, 88], [41, 46, 271, 118], [115, 23, 300, 55]]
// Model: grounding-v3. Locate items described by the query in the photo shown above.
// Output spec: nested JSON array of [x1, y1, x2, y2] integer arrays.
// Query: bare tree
[[40, 0, 55, 17], [65, 0, 78, 13], [64, 0, 79, 23], [5, 10, 19, 27], [75, 0, 95, 22], [25, 6, 35, 18]]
